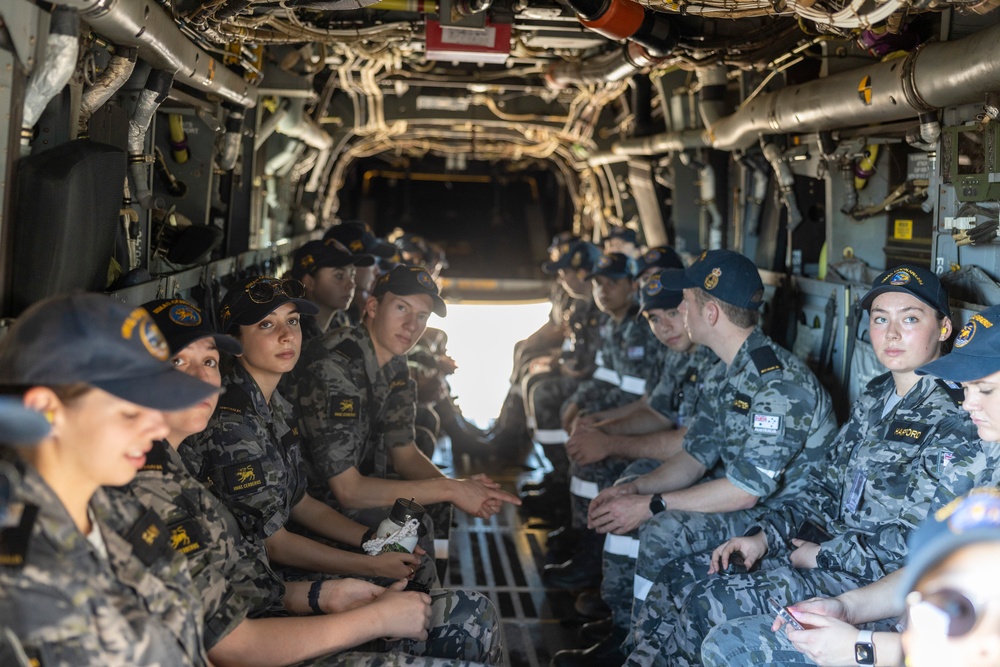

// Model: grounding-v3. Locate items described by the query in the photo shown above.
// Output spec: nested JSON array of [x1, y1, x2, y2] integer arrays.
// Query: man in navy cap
[[287, 265, 520, 542], [323, 222, 396, 326], [290, 239, 374, 341], [553, 250, 837, 666], [602, 227, 640, 258]]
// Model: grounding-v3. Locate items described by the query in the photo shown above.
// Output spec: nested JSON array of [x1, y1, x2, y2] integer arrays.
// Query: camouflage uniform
[[699, 613, 897, 667], [567, 305, 665, 526], [287, 324, 441, 576], [700, 439, 1000, 667], [0, 463, 208, 666], [180, 362, 308, 542], [600, 344, 720, 629], [109, 439, 286, 648], [300, 313, 327, 344], [524, 298, 605, 446], [618, 329, 838, 627], [623, 373, 981, 667]]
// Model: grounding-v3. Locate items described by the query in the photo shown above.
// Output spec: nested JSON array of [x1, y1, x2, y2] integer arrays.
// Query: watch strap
[[649, 493, 666, 515], [854, 629, 875, 665]]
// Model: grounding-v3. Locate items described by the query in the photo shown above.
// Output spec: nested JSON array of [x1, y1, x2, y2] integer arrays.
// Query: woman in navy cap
[[0, 293, 218, 665], [179, 277, 430, 586], [125, 298, 500, 666]]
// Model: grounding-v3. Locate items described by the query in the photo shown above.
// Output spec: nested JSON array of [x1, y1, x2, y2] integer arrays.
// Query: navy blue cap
[[917, 306, 1000, 381], [219, 276, 319, 334], [543, 240, 602, 275], [393, 233, 431, 259], [898, 487, 1000, 601], [602, 227, 638, 246], [549, 231, 578, 252], [586, 253, 631, 280], [661, 249, 763, 310], [640, 270, 684, 312], [323, 221, 396, 258], [630, 246, 683, 279], [0, 398, 50, 445], [290, 239, 374, 281], [859, 265, 950, 319], [0, 293, 218, 411], [143, 298, 242, 356], [372, 265, 447, 317]]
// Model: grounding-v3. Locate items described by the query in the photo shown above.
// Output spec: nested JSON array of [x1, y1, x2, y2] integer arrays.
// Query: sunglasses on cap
[[905, 588, 985, 638], [245, 277, 305, 304]]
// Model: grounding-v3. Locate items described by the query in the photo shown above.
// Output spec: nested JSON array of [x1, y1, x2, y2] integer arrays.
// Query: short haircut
[[693, 288, 761, 329]]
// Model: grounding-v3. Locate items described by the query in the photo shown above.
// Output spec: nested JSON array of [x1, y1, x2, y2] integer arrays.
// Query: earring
[[44, 410, 55, 424]]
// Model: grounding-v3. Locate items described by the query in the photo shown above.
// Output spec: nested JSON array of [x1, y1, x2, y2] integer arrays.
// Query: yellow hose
[[854, 144, 878, 191], [168, 114, 189, 164]]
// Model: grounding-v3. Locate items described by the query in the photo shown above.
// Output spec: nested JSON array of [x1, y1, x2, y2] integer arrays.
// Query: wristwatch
[[854, 630, 875, 665], [649, 493, 666, 515]]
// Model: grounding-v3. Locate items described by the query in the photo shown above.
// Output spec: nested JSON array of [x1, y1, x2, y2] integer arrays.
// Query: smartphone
[[794, 519, 833, 544], [768, 596, 805, 631], [721, 551, 749, 575]]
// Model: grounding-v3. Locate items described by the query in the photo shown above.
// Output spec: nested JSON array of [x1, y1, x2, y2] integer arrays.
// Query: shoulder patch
[[749, 346, 783, 376], [124, 508, 171, 567], [168, 517, 208, 558], [935, 378, 965, 407], [331, 395, 359, 419], [217, 384, 252, 416], [0, 503, 38, 568], [333, 340, 365, 363], [139, 440, 170, 473], [732, 392, 752, 415], [221, 459, 266, 496]]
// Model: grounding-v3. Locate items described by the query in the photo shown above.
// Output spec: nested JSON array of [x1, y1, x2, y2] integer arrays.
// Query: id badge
[[844, 468, 867, 514]]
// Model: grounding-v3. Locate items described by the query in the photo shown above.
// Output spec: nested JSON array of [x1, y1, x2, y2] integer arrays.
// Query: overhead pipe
[[78, 46, 136, 137], [737, 154, 769, 236], [762, 142, 804, 231], [21, 7, 79, 156], [545, 41, 661, 89], [48, 0, 256, 108], [632, 74, 654, 138], [128, 69, 174, 212], [613, 20, 1000, 153]]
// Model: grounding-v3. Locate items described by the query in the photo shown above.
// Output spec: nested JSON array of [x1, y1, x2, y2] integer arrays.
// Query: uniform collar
[[726, 327, 767, 377]]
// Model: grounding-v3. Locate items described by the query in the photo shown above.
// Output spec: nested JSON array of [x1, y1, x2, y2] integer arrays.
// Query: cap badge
[[598, 256, 612, 269], [300, 254, 315, 269], [122, 308, 169, 361], [698, 250, 708, 261], [955, 322, 976, 348], [889, 270, 911, 286], [416, 270, 435, 289], [704, 267, 722, 290], [645, 278, 663, 296], [645, 250, 661, 262], [947, 490, 1000, 532], [169, 304, 202, 327], [349, 240, 363, 252], [559, 243, 570, 256], [571, 252, 582, 268]]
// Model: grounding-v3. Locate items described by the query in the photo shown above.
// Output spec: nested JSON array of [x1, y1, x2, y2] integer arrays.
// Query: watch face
[[854, 643, 875, 665]]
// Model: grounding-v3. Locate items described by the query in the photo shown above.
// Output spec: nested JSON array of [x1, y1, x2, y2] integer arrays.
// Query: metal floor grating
[[438, 442, 586, 667]]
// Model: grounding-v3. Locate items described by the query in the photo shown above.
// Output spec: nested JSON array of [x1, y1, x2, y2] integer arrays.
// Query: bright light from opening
[[431, 301, 553, 428]]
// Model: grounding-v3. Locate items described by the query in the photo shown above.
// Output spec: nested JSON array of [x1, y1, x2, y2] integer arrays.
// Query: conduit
[[78, 46, 137, 137], [612, 20, 1000, 153], [129, 69, 174, 212], [21, 7, 79, 156], [49, 0, 256, 108]]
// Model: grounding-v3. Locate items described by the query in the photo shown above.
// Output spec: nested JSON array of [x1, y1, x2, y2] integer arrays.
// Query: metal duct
[[78, 46, 137, 136], [128, 69, 174, 212], [546, 42, 660, 90], [21, 7, 79, 155], [219, 107, 244, 171], [276, 99, 333, 151], [762, 142, 803, 230], [696, 67, 727, 129], [615, 20, 1000, 153], [49, 0, 256, 108]]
